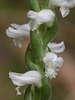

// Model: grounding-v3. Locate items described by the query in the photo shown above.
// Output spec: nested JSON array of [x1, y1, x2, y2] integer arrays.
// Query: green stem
[[30, 30, 45, 69], [35, 87, 41, 100], [24, 85, 32, 100]]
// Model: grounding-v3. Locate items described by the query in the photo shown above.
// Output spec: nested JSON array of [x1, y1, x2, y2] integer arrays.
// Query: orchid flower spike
[[43, 52, 64, 79], [49, 0, 75, 18], [47, 41, 65, 53], [9, 71, 42, 95], [27, 9, 55, 31], [6, 23, 30, 48]]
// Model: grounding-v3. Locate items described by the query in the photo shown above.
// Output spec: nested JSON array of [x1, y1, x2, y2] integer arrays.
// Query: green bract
[[28, 0, 40, 11], [28, 0, 50, 11]]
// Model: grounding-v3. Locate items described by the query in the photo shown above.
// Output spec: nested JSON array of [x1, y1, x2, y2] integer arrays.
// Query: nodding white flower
[[47, 41, 65, 53], [27, 9, 55, 31], [43, 52, 64, 79], [9, 71, 42, 95], [49, 0, 75, 18], [6, 23, 30, 48]]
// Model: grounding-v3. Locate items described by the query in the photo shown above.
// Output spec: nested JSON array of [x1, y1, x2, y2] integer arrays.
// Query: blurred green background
[[0, 0, 75, 100]]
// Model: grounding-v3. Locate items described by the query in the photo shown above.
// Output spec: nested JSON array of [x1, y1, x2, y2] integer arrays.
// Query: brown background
[[0, 0, 75, 100]]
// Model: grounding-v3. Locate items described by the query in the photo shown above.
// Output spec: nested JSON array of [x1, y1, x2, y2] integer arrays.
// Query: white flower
[[27, 9, 55, 31], [49, 0, 75, 17], [6, 23, 30, 48], [9, 71, 42, 95], [43, 52, 64, 79], [47, 41, 65, 53]]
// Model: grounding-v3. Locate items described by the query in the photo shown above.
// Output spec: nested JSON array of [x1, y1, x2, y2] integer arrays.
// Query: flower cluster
[[6, 0, 75, 99], [44, 41, 65, 79], [6, 9, 55, 48]]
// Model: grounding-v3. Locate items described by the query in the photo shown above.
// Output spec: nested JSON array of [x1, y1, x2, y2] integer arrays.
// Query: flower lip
[[43, 52, 64, 79]]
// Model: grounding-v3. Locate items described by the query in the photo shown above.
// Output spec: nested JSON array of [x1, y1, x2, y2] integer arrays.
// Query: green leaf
[[28, 0, 40, 11]]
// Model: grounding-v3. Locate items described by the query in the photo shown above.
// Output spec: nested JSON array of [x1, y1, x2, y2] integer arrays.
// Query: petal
[[27, 9, 55, 30], [48, 41, 64, 48], [6, 24, 30, 38], [9, 71, 42, 88], [28, 19, 39, 31], [50, 0, 66, 6], [62, 1, 75, 8], [56, 57, 64, 67], [13, 38, 23, 48], [27, 10, 37, 19], [6, 28, 21, 38], [11, 24, 20, 29], [43, 52, 57, 65], [60, 7, 70, 18], [51, 44, 65, 53], [53, 57, 64, 67], [15, 87, 21, 95], [6, 23, 30, 47], [45, 63, 58, 79], [49, 0, 75, 17], [43, 52, 64, 79], [47, 41, 65, 53], [37, 9, 55, 27], [18, 24, 30, 33], [22, 71, 41, 79]]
